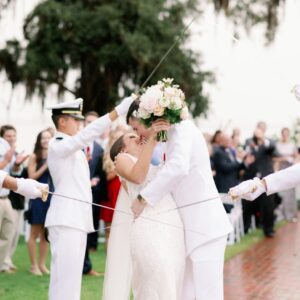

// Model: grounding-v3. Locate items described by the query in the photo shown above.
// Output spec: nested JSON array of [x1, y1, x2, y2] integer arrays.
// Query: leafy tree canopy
[[0, 0, 286, 116], [213, 0, 286, 43]]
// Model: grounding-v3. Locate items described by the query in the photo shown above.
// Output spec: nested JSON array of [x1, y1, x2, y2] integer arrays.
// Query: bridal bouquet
[[135, 78, 189, 142]]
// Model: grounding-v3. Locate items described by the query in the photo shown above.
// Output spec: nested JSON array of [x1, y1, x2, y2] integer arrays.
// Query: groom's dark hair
[[126, 100, 140, 124]]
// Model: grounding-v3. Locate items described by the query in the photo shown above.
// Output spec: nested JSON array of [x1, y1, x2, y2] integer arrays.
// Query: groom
[[127, 100, 233, 300]]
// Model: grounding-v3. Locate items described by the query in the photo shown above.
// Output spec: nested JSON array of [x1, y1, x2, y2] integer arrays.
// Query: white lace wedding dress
[[102, 154, 185, 300]]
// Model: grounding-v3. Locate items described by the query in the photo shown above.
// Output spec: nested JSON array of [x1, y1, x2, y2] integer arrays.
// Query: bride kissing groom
[[103, 80, 232, 300]]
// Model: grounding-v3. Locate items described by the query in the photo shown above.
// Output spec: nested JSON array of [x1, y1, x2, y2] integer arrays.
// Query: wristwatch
[[137, 194, 146, 204]]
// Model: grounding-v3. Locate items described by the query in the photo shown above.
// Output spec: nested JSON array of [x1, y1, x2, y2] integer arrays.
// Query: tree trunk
[[78, 54, 122, 116]]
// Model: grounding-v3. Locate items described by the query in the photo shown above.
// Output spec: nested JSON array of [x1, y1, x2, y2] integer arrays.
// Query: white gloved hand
[[115, 96, 134, 117], [16, 178, 48, 199], [228, 177, 266, 201]]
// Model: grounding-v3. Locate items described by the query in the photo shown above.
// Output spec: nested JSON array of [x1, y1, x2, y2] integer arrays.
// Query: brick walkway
[[224, 221, 300, 300]]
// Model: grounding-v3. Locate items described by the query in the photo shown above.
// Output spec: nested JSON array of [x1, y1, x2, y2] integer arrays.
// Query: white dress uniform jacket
[[45, 114, 112, 232], [265, 163, 300, 195], [140, 120, 232, 255]]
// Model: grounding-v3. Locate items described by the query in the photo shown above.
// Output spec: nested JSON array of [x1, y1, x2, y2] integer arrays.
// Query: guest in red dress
[[101, 171, 121, 244]]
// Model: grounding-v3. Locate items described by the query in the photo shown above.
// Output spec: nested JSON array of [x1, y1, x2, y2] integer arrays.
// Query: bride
[[102, 130, 185, 300]]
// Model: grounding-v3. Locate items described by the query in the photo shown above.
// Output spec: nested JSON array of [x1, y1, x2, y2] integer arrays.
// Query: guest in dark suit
[[211, 129, 222, 155], [86, 139, 106, 251], [212, 133, 245, 212], [213, 133, 245, 192], [244, 126, 278, 237], [241, 156, 260, 234], [82, 111, 108, 276]]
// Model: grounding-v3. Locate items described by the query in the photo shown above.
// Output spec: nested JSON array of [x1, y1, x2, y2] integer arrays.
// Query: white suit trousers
[[4, 209, 23, 268], [0, 198, 14, 271], [48, 226, 87, 300], [182, 235, 228, 300]]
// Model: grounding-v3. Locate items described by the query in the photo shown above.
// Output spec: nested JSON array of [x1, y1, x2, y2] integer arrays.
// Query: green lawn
[[0, 222, 286, 299], [225, 221, 286, 261], [0, 239, 105, 300]]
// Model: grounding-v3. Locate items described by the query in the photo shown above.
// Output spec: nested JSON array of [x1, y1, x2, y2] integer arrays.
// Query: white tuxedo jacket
[[265, 163, 300, 195], [45, 114, 112, 232], [140, 120, 232, 255]]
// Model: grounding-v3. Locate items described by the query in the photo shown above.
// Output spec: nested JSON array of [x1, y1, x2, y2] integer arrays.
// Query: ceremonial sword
[[44, 190, 252, 234], [139, 14, 198, 90], [47, 190, 247, 215], [47, 191, 205, 235]]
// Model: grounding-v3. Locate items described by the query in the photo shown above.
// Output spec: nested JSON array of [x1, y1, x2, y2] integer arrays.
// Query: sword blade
[[48, 191, 131, 216], [48, 191, 204, 235], [140, 14, 198, 90]]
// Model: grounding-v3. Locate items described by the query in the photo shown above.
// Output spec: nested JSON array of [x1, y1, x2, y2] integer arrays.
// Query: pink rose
[[140, 85, 163, 113]]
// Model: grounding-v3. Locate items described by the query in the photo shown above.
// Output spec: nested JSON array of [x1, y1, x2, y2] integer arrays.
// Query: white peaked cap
[[47, 98, 84, 120], [46, 98, 83, 110]]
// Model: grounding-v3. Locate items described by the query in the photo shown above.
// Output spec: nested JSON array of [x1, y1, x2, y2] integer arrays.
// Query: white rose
[[157, 81, 164, 88], [164, 87, 176, 100], [170, 96, 183, 110], [159, 96, 170, 108], [140, 85, 163, 113], [177, 89, 185, 101], [180, 106, 189, 120], [138, 108, 151, 119], [292, 84, 300, 101], [153, 104, 165, 116]]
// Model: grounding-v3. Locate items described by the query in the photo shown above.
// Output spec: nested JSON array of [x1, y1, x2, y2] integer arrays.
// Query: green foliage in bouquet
[[140, 108, 182, 128]]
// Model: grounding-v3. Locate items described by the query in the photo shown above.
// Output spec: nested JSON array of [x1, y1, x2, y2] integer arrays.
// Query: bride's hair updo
[[110, 135, 125, 162], [126, 100, 140, 124]]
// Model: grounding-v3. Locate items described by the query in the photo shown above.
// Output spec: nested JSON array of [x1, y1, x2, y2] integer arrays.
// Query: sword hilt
[[40, 186, 49, 202]]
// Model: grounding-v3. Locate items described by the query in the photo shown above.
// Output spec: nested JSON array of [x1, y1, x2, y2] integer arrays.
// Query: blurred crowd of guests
[[0, 117, 299, 276], [206, 121, 299, 239]]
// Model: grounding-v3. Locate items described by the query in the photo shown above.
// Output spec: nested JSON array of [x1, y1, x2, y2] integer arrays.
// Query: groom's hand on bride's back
[[131, 197, 147, 219]]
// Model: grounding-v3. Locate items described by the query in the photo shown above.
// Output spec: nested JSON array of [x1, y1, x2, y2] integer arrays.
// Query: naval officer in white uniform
[[45, 97, 132, 300]]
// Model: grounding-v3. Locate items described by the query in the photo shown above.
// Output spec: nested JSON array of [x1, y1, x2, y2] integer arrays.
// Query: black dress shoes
[[265, 231, 275, 238]]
